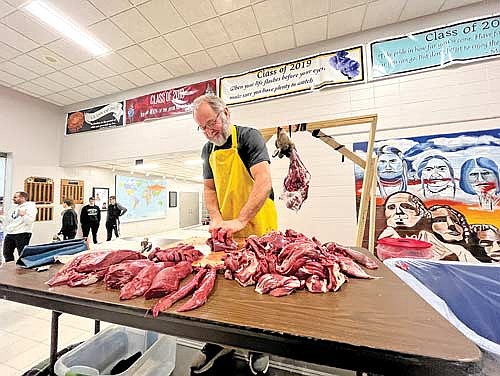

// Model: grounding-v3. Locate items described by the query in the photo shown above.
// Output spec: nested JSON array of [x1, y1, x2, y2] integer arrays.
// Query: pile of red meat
[[223, 229, 379, 296], [46, 244, 213, 316]]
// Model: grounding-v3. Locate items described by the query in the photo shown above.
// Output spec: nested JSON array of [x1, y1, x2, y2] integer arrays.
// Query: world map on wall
[[115, 175, 167, 222]]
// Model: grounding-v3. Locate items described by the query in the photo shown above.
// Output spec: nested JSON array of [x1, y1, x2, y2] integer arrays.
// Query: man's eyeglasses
[[198, 111, 223, 133]]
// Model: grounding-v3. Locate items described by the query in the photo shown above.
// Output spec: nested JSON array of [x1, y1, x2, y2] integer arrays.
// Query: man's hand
[[18, 209, 27, 216], [210, 219, 246, 244]]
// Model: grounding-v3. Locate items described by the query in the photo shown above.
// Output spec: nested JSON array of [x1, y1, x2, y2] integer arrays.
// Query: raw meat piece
[[104, 259, 155, 289], [279, 149, 310, 211], [76, 250, 145, 273], [206, 237, 238, 252], [337, 256, 379, 279], [152, 268, 208, 317], [255, 273, 301, 295], [47, 252, 108, 286], [120, 262, 167, 300], [326, 242, 378, 270], [144, 261, 193, 299], [148, 244, 203, 263], [177, 268, 217, 312], [305, 275, 329, 293], [326, 263, 346, 292]]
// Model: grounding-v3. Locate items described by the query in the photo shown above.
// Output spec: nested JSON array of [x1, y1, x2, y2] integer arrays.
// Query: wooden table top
[[0, 247, 481, 375]]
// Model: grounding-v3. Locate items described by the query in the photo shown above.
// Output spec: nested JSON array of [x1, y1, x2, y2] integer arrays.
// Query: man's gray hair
[[192, 95, 226, 113]]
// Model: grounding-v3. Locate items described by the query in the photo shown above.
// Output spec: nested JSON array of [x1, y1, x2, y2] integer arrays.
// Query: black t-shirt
[[201, 125, 274, 200]]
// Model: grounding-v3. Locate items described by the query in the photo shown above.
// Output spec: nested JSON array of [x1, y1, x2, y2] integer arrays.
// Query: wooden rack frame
[[259, 114, 378, 252]]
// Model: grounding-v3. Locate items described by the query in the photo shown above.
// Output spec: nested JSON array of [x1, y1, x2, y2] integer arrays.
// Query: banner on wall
[[353, 128, 500, 264], [370, 14, 500, 79], [125, 79, 216, 124], [66, 102, 124, 134], [219, 46, 364, 106]]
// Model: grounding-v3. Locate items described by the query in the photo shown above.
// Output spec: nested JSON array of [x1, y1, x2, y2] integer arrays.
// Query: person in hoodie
[[58, 198, 78, 240], [80, 196, 101, 244], [106, 196, 127, 241], [2, 191, 37, 262]]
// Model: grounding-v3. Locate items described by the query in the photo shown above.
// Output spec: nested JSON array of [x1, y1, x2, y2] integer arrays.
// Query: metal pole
[[49, 311, 62, 375]]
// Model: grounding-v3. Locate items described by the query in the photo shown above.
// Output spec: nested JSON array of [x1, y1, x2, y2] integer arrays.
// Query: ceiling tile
[[88, 80, 120, 95], [13, 86, 39, 97], [161, 57, 193, 76], [233, 35, 266, 60], [46, 39, 94, 64], [0, 61, 38, 80], [141, 63, 173, 81], [122, 69, 154, 86], [292, 0, 329, 23], [0, 0, 14, 17], [15, 81, 52, 96], [140, 36, 178, 62], [2, 11, 59, 45], [0, 41, 22, 60], [105, 75, 135, 90], [49, 0, 106, 26], [118, 45, 156, 68], [97, 52, 135, 73], [0, 23, 39, 52], [294, 16, 327, 47], [11, 54, 54, 75], [62, 65, 99, 84], [59, 89, 90, 103], [138, 0, 185, 34], [88, 20, 134, 50], [185, 50, 216, 72], [401, 0, 443, 20], [220, 7, 260, 40], [211, 0, 250, 14], [45, 71, 82, 88], [363, 0, 405, 30], [164, 28, 203, 55], [331, 0, 366, 12], [441, 0, 482, 10], [75, 84, 105, 98], [253, 0, 292, 32], [79, 59, 116, 78], [129, 0, 149, 4], [262, 26, 295, 53], [111, 8, 159, 43], [4, 0, 27, 6], [89, 0, 133, 16], [0, 70, 24, 86], [31, 76, 67, 92], [207, 43, 240, 66], [28, 47, 73, 70], [170, 0, 216, 24], [43, 93, 74, 106], [328, 5, 365, 38], [191, 18, 230, 48]]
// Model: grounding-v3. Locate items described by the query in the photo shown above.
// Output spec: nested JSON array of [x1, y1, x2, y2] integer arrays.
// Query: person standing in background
[[106, 196, 127, 241], [59, 198, 78, 240], [80, 197, 100, 244], [2, 191, 37, 262]]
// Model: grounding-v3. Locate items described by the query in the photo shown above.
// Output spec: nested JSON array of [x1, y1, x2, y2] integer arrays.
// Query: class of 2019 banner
[[66, 102, 124, 134], [370, 14, 500, 79], [125, 79, 216, 124], [219, 46, 364, 106]]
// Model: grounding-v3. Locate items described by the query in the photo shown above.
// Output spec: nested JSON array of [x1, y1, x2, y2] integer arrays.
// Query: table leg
[[50, 311, 62, 375], [94, 320, 101, 334]]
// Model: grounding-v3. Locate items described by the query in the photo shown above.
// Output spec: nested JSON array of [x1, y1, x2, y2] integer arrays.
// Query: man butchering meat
[[191, 94, 277, 375]]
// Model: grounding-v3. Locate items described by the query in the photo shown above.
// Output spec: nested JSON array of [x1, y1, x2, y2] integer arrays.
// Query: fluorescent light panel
[[24, 0, 109, 56], [132, 163, 159, 170]]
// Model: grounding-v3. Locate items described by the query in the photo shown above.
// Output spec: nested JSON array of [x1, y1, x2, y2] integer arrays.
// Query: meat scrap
[[279, 149, 311, 212], [104, 259, 155, 289], [148, 243, 203, 263], [144, 261, 193, 299], [206, 237, 238, 252], [120, 262, 169, 300], [177, 267, 217, 312]]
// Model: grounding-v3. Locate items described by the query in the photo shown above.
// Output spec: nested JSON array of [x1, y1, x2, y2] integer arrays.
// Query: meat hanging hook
[[273, 126, 295, 159]]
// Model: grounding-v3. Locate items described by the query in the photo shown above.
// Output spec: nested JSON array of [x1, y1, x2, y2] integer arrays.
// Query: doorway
[[179, 192, 200, 228]]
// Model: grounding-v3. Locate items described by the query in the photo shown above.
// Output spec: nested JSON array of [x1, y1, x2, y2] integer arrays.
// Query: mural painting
[[354, 128, 500, 263]]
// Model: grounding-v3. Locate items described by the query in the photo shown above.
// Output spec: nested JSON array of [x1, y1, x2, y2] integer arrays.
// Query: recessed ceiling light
[[24, 0, 109, 56], [43, 55, 58, 63]]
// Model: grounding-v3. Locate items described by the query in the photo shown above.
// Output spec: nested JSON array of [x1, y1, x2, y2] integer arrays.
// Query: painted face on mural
[[468, 167, 498, 195], [430, 207, 464, 242], [385, 193, 423, 228], [474, 226, 500, 261], [421, 158, 453, 192], [378, 152, 403, 180]]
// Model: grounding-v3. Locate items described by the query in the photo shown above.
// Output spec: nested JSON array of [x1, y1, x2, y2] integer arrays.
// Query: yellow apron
[[209, 125, 278, 238]]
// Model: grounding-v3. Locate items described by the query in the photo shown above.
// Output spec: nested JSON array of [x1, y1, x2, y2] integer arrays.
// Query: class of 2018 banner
[[370, 14, 500, 79], [125, 79, 216, 124], [66, 102, 124, 134], [219, 46, 364, 106]]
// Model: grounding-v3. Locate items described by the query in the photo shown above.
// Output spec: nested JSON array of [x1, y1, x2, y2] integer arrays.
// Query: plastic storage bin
[[54, 326, 176, 376], [376, 237, 433, 261]]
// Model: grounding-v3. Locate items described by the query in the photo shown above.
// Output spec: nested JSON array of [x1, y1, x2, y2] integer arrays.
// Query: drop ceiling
[[0, 0, 484, 107]]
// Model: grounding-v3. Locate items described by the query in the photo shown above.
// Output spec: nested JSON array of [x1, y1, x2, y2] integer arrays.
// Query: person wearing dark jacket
[[80, 197, 101, 244], [106, 196, 127, 241], [59, 198, 78, 240]]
